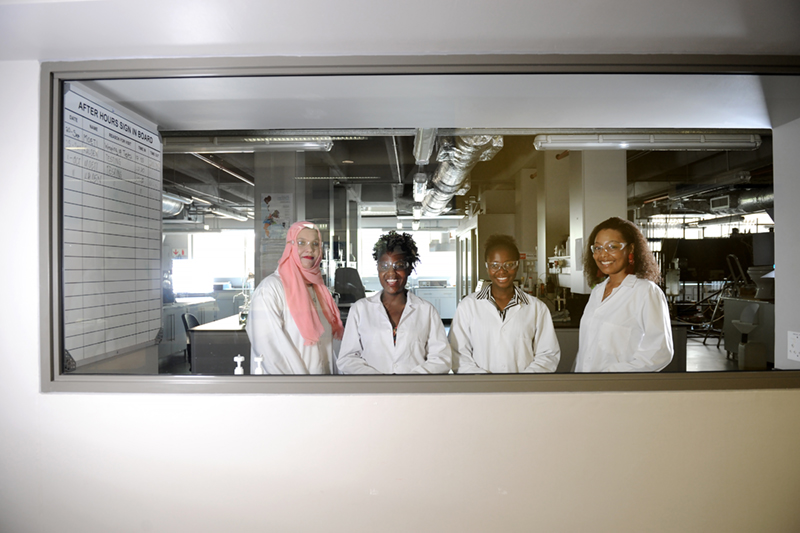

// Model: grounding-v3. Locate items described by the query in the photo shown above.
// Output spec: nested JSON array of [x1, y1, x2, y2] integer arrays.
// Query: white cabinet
[[159, 299, 219, 357], [414, 287, 457, 320]]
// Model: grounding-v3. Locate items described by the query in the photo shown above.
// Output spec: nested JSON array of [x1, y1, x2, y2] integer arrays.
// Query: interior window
[[43, 67, 795, 392], [61, 122, 775, 376]]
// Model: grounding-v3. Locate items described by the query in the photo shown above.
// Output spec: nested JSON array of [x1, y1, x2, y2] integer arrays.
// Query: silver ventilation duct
[[162, 192, 192, 217], [421, 135, 503, 217]]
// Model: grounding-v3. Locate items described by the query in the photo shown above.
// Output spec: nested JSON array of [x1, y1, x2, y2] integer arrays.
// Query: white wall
[[4, 59, 800, 532], [3, 1, 800, 529]]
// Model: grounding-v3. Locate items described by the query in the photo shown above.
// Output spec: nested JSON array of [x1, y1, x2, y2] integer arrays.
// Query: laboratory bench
[[189, 314, 251, 375], [185, 315, 686, 375]]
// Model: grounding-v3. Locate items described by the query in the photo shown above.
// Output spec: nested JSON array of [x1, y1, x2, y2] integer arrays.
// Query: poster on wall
[[259, 193, 293, 279]]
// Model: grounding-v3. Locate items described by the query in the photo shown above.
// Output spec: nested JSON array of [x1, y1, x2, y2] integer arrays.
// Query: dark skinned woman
[[574, 217, 673, 372], [337, 231, 451, 374], [449, 234, 560, 373]]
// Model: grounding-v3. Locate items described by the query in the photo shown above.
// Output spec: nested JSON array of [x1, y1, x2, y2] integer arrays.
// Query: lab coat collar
[[475, 283, 530, 305], [365, 290, 420, 311]]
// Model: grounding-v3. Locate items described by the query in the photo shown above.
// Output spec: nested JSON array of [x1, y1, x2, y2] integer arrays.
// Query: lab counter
[[189, 314, 251, 375], [188, 316, 686, 375]]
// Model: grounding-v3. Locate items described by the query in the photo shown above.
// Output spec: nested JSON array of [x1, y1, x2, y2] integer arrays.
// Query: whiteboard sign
[[61, 83, 163, 365]]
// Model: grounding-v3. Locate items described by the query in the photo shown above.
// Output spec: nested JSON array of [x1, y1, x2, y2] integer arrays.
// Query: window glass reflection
[[64, 130, 774, 376]]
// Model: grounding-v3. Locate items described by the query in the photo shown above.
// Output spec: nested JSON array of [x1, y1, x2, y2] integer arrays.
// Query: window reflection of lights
[[242, 136, 367, 142], [294, 176, 379, 180]]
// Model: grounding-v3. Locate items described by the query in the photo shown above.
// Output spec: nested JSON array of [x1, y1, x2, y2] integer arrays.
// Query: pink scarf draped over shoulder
[[277, 221, 344, 345]]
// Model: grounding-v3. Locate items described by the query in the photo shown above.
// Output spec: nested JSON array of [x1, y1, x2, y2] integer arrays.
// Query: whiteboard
[[61, 83, 162, 366]]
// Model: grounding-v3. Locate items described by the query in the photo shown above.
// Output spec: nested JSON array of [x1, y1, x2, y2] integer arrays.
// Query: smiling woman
[[245, 221, 343, 374], [575, 217, 673, 373], [38, 55, 800, 393], [337, 231, 452, 374], [449, 234, 561, 373]]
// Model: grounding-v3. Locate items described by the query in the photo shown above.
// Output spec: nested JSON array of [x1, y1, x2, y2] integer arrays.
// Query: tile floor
[[685, 336, 739, 372]]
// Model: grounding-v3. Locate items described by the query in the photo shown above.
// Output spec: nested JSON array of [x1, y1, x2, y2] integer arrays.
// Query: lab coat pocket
[[408, 339, 427, 362], [597, 321, 633, 362]]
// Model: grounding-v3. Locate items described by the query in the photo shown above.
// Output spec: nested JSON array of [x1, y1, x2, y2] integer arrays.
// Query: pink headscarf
[[277, 221, 344, 345]]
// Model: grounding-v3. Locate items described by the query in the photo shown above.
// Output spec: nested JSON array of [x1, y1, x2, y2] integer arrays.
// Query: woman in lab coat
[[449, 234, 560, 373], [246, 221, 344, 374], [337, 231, 451, 374], [574, 217, 673, 372]]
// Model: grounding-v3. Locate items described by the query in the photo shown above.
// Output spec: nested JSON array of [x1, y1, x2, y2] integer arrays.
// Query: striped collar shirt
[[475, 283, 530, 321]]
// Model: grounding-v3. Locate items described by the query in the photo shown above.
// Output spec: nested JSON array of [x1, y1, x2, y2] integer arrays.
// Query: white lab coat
[[245, 271, 334, 374], [448, 287, 561, 373], [574, 274, 673, 372], [337, 291, 452, 374]]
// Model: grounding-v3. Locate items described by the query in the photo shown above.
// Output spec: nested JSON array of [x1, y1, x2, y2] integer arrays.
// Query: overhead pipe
[[421, 135, 503, 217], [161, 192, 192, 217]]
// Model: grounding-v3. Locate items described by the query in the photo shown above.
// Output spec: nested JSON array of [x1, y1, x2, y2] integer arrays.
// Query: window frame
[[40, 54, 800, 393]]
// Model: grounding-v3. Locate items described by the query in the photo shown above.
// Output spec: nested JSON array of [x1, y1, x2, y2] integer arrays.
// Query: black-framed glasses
[[486, 260, 519, 272], [378, 260, 410, 272], [590, 241, 627, 255]]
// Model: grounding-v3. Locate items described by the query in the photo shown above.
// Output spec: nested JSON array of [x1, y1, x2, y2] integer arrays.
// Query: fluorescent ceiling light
[[533, 133, 762, 151], [396, 214, 464, 220], [294, 176, 380, 180], [209, 207, 248, 222], [165, 137, 334, 153], [191, 154, 255, 186]]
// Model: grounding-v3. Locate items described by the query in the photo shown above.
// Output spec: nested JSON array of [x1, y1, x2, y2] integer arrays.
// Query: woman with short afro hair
[[337, 231, 451, 374], [448, 234, 560, 373]]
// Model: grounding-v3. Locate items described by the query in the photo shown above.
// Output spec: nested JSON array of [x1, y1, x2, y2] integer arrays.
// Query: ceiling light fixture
[[533, 133, 762, 151], [191, 154, 255, 186], [165, 136, 334, 153], [294, 176, 380, 180], [209, 207, 248, 222]]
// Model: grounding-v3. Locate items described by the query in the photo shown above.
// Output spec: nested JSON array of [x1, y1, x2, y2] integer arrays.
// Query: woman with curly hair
[[337, 231, 451, 374], [574, 217, 673, 372], [449, 234, 560, 373]]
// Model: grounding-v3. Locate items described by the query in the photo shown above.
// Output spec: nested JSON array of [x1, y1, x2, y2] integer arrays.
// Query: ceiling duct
[[162, 192, 191, 217], [421, 135, 503, 217], [638, 187, 774, 219], [669, 170, 752, 202], [413, 128, 438, 165]]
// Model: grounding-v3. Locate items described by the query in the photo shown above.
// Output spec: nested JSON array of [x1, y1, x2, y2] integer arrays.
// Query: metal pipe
[[421, 135, 503, 217]]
